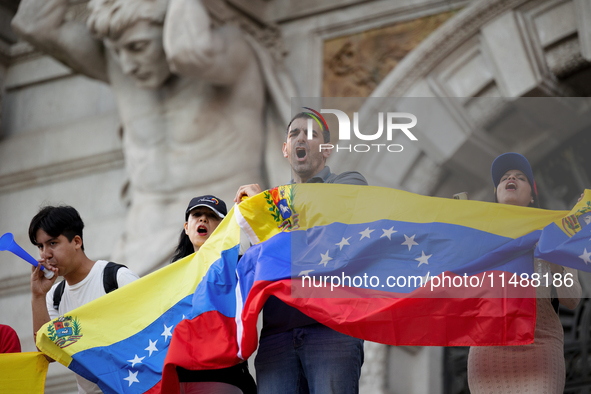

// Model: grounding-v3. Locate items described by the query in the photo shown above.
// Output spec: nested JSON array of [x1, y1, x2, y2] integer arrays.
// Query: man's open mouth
[[296, 147, 307, 159], [506, 182, 517, 190]]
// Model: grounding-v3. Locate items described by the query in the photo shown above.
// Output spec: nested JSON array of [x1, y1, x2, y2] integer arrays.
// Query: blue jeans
[[255, 324, 364, 394]]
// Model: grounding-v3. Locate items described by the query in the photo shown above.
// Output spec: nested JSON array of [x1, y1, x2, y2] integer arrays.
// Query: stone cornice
[[0, 150, 124, 194], [0, 273, 30, 297]]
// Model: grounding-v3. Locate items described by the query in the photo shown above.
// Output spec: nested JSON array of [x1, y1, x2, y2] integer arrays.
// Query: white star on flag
[[161, 324, 173, 342], [415, 251, 432, 267], [380, 227, 397, 240], [401, 234, 418, 251], [299, 270, 315, 276], [335, 237, 351, 250], [359, 227, 374, 240], [123, 370, 139, 387], [580, 248, 591, 265], [145, 339, 158, 357], [127, 354, 145, 368], [319, 250, 333, 267]]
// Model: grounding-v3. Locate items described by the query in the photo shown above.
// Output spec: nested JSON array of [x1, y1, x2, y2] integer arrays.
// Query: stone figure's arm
[[163, 0, 252, 84], [11, 0, 108, 83]]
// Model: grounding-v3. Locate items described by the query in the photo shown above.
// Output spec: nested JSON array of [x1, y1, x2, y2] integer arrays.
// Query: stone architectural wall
[[1, 0, 590, 393]]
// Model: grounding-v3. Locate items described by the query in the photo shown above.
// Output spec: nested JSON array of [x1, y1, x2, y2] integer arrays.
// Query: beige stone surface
[[323, 11, 456, 98]]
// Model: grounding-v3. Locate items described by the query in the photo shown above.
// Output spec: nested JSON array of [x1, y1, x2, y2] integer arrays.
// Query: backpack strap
[[103, 262, 127, 294], [52, 280, 67, 310]]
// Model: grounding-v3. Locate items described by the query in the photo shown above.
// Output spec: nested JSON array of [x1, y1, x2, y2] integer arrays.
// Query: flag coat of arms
[[33, 186, 591, 394]]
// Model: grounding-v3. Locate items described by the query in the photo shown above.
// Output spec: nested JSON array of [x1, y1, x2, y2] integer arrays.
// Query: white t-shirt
[[46, 260, 139, 394]]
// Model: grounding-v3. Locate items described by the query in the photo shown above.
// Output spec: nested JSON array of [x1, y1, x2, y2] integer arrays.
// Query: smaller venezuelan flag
[[0, 352, 49, 394], [35, 207, 242, 394]]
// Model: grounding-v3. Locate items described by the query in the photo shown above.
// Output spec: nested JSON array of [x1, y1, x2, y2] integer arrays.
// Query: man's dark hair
[[29, 206, 85, 250], [287, 112, 330, 143]]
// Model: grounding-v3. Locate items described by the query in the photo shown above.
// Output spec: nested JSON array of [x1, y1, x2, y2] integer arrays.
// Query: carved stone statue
[[12, 0, 294, 273]]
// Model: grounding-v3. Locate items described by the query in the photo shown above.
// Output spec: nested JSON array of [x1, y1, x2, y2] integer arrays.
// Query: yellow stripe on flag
[[238, 184, 571, 242], [0, 352, 48, 394]]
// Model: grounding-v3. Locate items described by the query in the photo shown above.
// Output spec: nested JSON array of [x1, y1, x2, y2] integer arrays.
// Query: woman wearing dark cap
[[172, 195, 256, 394], [172, 195, 228, 262], [467, 153, 581, 393]]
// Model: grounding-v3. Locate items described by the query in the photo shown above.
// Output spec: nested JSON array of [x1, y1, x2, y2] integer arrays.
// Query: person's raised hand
[[30, 261, 58, 298], [234, 184, 263, 204]]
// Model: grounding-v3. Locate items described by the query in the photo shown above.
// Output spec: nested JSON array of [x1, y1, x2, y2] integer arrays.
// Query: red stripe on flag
[[145, 380, 162, 394], [243, 271, 536, 347], [162, 311, 242, 394]]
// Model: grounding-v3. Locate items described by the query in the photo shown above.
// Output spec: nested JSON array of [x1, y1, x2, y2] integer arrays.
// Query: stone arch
[[330, 0, 591, 203]]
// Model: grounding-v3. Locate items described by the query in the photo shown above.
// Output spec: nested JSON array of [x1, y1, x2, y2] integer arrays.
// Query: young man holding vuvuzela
[[29, 206, 139, 394]]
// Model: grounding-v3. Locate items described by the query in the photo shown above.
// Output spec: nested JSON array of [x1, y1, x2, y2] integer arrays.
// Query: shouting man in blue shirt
[[235, 112, 367, 394]]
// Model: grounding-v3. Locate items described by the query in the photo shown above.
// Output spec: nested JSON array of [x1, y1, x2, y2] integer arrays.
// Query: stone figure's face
[[184, 207, 222, 251], [105, 20, 171, 89], [35, 229, 81, 278], [283, 117, 331, 183], [496, 169, 533, 207]]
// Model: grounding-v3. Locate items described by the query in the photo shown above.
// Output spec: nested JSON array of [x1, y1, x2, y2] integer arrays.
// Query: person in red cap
[[0, 324, 21, 353], [468, 152, 582, 394], [171, 195, 256, 394]]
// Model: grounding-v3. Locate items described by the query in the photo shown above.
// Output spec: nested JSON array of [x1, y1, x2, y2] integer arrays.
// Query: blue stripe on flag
[[191, 245, 240, 317], [536, 222, 591, 270], [70, 295, 192, 394], [243, 221, 540, 293]]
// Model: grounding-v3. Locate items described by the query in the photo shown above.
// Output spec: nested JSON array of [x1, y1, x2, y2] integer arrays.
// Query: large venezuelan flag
[[35, 186, 591, 394], [237, 187, 591, 346]]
